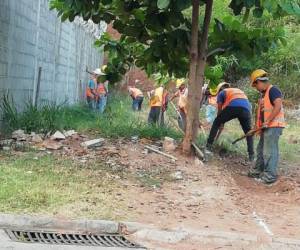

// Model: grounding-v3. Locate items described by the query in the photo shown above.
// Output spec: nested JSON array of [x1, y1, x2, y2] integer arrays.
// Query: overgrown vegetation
[[1, 93, 181, 140]]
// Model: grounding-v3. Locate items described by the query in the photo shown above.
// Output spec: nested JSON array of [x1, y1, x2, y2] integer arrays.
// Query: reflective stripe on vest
[[256, 85, 286, 128], [150, 87, 163, 107], [221, 88, 248, 110]]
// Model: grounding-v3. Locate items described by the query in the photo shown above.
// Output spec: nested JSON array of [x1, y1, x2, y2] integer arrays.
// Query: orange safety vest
[[256, 85, 286, 129], [131, 88, 143, 99], [221, 88, 248, 110], [86, 80, 96, 98], [96, 83, 106, 95]]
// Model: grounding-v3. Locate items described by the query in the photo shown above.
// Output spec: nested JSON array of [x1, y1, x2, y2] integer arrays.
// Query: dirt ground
[[54, 134, 300, 249], [2, 130, 299, 249]]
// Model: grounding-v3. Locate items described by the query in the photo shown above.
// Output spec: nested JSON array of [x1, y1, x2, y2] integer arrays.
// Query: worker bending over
[[148, 86, 168, 126], [248, 69, 286, 184], [170, 79, 188, 131], [128, 86, 144, 111], [206, 82, 254, 161]]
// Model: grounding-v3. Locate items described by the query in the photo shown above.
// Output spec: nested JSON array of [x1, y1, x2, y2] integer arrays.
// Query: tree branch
[[207, 47, 226, 57]]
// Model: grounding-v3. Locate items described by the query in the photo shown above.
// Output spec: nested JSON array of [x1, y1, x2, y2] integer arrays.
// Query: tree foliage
[[50, 0, 299, 85]]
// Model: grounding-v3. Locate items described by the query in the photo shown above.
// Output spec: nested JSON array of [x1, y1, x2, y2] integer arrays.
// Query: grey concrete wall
[[0, 0, 104, 109]]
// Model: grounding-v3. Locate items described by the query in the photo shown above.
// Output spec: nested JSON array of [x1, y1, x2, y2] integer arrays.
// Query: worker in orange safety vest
[[248, 69, 286, 184], [206, 82, 254, 162]]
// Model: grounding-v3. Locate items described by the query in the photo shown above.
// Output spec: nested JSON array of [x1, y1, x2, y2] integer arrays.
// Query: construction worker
[[206, 82, 254, 161], [148, 85, 168, 126], [170, 79, 188, 131], [86, 70, 98, 109], [248, 69, 286, 184], [128, 86, 144, 111], [95, 65, 108, 113]]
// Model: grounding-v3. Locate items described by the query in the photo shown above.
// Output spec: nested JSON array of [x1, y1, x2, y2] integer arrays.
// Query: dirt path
[[81, 138, 299, 249]]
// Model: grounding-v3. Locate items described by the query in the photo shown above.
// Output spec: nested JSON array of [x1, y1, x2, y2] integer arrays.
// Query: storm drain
[[5, 229, 143, 248]]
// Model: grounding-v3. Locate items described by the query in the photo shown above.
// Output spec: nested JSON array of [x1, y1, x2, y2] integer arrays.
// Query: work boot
[[260, 172, 277, 185], [248, 168, 261, 178], [204, 144, 213, 155]]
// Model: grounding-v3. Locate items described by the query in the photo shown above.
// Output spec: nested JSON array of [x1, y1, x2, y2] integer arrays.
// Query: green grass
[[0, 152, 128, 219], [1, 93, 181, 141]]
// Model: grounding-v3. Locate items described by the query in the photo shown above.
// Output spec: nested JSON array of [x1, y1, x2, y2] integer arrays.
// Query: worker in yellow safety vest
[[248, 69, 286, 184], [170, 78, 188, 131], [206, 82, 254, 161], [147, 85, 168, 126], [128, 86, 144, 111]]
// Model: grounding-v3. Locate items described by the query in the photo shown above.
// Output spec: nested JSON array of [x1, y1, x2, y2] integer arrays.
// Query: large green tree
[[50, 0, 300, 153]]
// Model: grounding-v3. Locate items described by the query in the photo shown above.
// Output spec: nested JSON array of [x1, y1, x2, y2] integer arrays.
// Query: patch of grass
[[0, 152, 127, 219]]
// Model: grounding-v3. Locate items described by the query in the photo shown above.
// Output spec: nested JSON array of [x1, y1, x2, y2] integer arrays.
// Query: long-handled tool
[[232, 127, 263, 145]]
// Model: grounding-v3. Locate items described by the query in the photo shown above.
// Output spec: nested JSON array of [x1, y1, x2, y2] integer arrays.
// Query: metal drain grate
[[5, 229, 143, 248]]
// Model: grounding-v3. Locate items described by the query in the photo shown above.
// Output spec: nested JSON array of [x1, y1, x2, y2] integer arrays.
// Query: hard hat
[[250, 69, 268, 86], [93, 65, 107, 76], [176, 78, 186, 88], [216, 82, 230, 94], [209, 88, 218, 96]]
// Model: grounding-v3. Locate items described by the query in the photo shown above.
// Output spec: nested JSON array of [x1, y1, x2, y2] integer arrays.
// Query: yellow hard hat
[[216, 82, 230, 94], [250, 69, 267, 86], [176, 78, 186, 88], [209, 88, 218, 96]]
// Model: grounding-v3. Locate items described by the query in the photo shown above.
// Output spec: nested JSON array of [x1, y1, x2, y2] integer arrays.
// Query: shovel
[[232, 127, 263, 145]]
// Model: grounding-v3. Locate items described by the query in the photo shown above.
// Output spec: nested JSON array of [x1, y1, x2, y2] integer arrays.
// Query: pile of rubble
[[0, 129, 105, 153]]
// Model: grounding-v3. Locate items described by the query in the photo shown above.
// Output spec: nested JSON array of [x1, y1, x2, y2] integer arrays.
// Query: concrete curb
[[0, 214, 299, 247]]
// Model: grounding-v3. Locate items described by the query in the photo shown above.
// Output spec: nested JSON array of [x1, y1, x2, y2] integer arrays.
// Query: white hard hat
[[93, 68, 105, 76]]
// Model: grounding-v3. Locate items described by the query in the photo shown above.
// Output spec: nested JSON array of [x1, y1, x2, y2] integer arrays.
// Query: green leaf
[[253, 7, 263, 17], [157, 0, 170, 10]]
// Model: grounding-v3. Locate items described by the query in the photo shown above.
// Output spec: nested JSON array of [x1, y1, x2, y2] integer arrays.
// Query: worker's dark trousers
[[148, 106, 164, 126], [207, 106, 254, 158]]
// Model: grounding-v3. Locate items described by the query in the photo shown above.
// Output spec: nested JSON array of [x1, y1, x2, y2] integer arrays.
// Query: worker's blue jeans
[[255, 128, 283, 181], [132, 96, 144, 111], [97, 96, 107, 113]]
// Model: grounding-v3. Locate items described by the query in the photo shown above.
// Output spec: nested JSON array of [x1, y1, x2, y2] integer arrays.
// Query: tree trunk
[[182, 0, 200, 153], [183, 0, 214, 153]]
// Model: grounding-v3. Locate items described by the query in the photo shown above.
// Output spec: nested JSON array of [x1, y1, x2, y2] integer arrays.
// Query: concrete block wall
[[0, 0, 104, 110]]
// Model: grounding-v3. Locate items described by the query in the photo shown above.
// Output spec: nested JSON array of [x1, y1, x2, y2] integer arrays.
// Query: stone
[[2, 146, 10, 151], [0, 139, 13, 147], [163, 137, 176, 152], [81, 138, 105, 148], [64, 130, 77, 137], [11, 129, 28, 141], [31, 134, 43, 143], [170, 171, 183, 180], [51, 131, 66, 140]]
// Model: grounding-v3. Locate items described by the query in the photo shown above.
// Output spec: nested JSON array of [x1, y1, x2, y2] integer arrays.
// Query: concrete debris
[[131, 135, 139, 143], [64, 130, 77, 137], [163, 137, 176, 152], [42, 140, 63, 150], [80, 138, 105, 148], [11, 129, 28, 141], [51, 131, 66, 140], [31, 134, 43, 143], [2, 146, 10, 151]]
